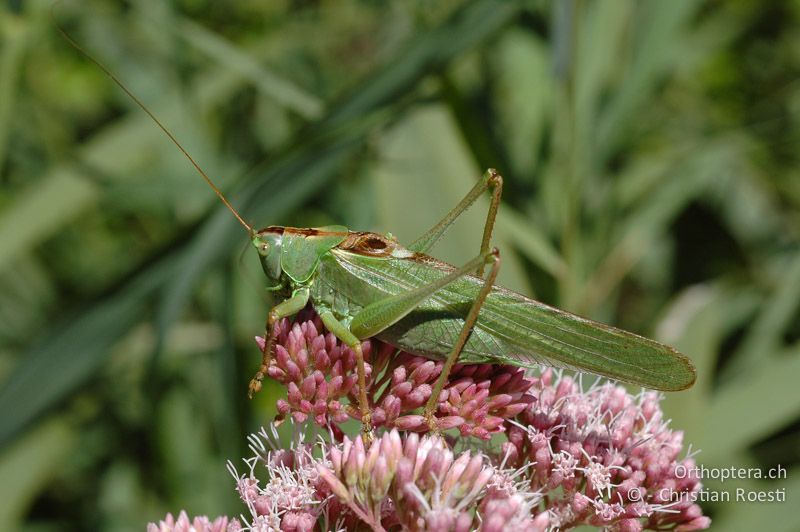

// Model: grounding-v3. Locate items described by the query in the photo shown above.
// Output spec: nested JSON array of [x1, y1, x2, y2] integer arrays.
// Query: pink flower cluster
[[316, 430, 546, 531], [221, 427, 543, 531], [147, 511, 240, 532], [228, 427, 334, 531], [503, 371, 710, 531], [148, 311, 711, 531], [261, 309, 535, 439]]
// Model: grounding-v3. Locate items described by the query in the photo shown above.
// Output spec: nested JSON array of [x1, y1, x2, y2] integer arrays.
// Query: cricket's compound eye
[[254, 232, 283, 284], [253, 234, 273, 256]]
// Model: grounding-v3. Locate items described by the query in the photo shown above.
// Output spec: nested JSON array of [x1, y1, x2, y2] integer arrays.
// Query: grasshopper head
[[252, 227, 284, 288]]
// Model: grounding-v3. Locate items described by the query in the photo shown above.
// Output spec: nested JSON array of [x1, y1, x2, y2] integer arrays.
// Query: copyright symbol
[[628, 487, 643, 502]]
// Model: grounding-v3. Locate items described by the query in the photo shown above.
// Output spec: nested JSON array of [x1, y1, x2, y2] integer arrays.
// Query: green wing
[[319, 249, 696, 391]]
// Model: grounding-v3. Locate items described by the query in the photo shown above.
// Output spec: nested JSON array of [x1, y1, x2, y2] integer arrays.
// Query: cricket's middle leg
[[423, 249, 501, 431], [318, 309, 373, 440]]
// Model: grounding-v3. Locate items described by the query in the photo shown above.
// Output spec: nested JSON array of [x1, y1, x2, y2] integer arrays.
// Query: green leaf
[[0, 257, 176, 447], [0, 419, 74, 529]]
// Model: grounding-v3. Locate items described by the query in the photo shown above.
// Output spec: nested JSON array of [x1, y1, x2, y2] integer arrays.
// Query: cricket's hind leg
[[423, 249, 501, 432], [409, 168, 503, 271], [248, 289, 310, 399], [345, 248, 501, 434]]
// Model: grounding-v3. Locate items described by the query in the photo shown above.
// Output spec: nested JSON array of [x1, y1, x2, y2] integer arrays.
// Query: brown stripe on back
[[286, 227, 350, 237], [256, 226, 351, 237], [256, 225, 285, 235]]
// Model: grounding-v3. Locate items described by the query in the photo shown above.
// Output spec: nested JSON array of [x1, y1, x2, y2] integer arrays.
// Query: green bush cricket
[[59, 22, 696, 438], [244, 171, 696, 435]]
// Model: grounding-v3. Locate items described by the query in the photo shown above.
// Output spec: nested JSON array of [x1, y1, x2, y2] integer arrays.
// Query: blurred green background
[[1, 0, 799, 530]]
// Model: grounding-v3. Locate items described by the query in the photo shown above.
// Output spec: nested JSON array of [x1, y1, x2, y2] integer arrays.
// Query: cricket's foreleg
[[424, 249, 501, 431], [317, 310, 373, 438], [248, 288, 310, 399], [409, 169, 503, 264]]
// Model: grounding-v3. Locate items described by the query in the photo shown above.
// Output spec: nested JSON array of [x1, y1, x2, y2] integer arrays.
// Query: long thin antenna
[[53, 8, 254, 235]]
